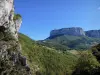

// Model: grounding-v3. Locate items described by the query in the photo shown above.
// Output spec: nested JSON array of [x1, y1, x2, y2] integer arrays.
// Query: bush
[[13, 14, 21, 21], [72, 51, 100, 75]]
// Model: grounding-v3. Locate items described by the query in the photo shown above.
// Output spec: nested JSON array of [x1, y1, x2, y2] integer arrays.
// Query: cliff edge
[[0, 0, 31, 75], [49, 27, 100, 39]]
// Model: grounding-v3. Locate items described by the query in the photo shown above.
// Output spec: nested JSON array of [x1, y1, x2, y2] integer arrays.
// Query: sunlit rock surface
[[0, 0, 31, 75]]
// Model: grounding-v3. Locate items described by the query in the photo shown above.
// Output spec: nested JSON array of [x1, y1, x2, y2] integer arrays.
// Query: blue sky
[[15, 0, 100, 40]]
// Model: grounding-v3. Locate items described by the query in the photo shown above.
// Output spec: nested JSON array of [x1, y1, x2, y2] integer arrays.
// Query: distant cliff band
[[50, 27, 100, 38]]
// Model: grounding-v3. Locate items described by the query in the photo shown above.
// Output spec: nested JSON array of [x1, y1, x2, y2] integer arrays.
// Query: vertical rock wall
[[0, 0, 31, 75]]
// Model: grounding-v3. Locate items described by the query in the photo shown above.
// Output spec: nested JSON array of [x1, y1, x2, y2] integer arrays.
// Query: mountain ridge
[[38, 27, 100, 50], [49, 27, 100, 39]]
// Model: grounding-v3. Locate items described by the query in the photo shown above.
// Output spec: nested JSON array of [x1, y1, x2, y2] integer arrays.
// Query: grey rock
[[25, 65, 31, 71], [0, 0, 13, 26], [50, 27, 85, 38], [86, 30, 100, 38], [0, 0, 31, 74], [19, 55, 27, 66], [15, 18, 22, 31], [49, 27, 100, 38], [0, 0, 22, 41]]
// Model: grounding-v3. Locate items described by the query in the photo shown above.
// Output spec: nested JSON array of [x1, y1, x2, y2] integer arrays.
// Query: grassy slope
[[18, 33, 100, 75], [18, 33, 78, 75], [39, 35, 100, 50]]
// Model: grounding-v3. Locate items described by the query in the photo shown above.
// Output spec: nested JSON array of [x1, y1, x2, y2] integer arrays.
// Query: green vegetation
[[19, 33, 78, 75], [0, 57, 26, 75], [13, 14, 22, 21], [0, 45, 29, 75], [73, 51, 100, 75], [19, 33, 100, 75], [38, 35, 100, 51], [92, 44, 100, 62], [0, 32, 4, 40]]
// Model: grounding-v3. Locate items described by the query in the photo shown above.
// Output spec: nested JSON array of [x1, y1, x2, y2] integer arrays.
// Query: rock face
[[15, 18, 22, 31], [49, 27, 100, 38], [0, 0, 20, 41], [0, 0, 31, 75], [50, 27, 85, 38], [86, 30, 100, 38]]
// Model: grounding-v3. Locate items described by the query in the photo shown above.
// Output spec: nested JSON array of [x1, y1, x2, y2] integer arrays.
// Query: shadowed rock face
[[0, 0, 31, 75], [86, 30, 100, 38]]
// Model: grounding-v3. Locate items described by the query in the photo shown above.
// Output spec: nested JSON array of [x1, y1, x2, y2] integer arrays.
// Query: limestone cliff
[[49, 27, 85, 38], [86, 30, 100, 38], [49, 27, 100, 39], [0, 0, 31, 75]]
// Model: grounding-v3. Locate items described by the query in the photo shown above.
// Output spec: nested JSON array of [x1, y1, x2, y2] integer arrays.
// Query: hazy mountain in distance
[[38, 27, 100, 50]]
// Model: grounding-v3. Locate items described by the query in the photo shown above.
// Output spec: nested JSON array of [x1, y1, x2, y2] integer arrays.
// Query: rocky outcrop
[[49, 27, 85, 38], [0, 0, 18, 40], [0, 0, 31, 75], [49, 27, 100, 39], [86, 30, 100, 38]]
